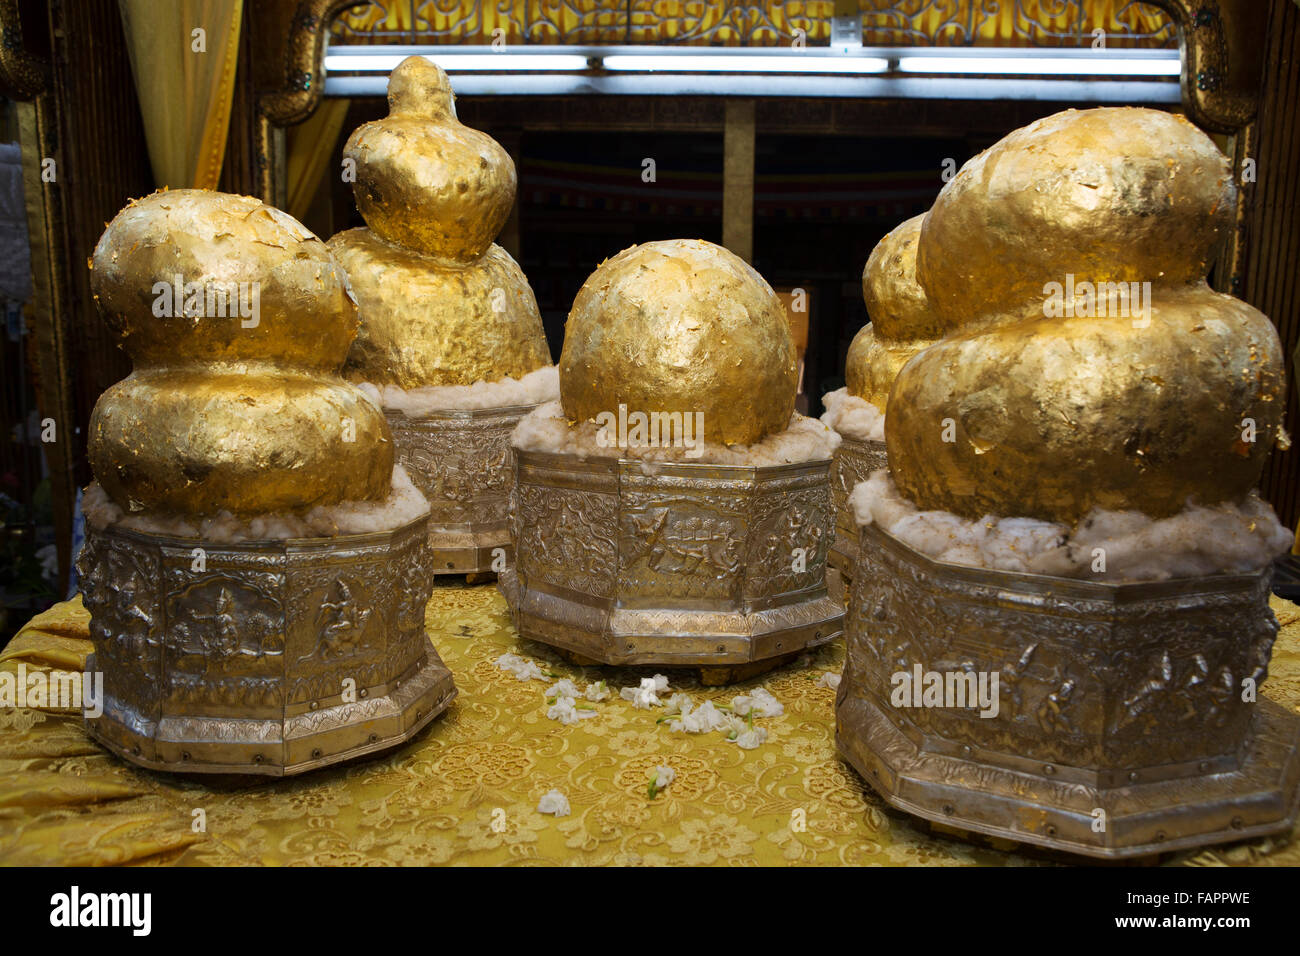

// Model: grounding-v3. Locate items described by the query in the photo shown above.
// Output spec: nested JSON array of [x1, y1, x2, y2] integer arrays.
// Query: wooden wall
[[43, 0, 151, 491], [1245, 0, 1300, 530]]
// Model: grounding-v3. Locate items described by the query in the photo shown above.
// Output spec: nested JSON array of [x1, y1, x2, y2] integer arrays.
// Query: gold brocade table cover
[[2, 582, 1299, 867]]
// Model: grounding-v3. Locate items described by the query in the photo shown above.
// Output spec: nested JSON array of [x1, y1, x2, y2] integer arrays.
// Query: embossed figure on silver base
[[826, 436, 888, 583], [836, 521, 1300, 859], [386, 403, 537, 575], [498, 449, 845, 667], [76, 515, 456, 776]]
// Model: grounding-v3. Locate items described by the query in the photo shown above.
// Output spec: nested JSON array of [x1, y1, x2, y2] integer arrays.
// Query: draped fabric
[[286, 99, 351, 225], [3, 585, 1300, 866], [117, 0, 243, 190]]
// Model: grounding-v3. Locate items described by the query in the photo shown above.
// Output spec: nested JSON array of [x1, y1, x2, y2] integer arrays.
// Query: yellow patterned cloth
[[2, 583, 1299, 866]]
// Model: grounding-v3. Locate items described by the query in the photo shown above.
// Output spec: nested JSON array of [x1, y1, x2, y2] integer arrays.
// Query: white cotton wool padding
[[849, 470, 1293, 583], [82, 465, 431, 543], [820, 387, 886, 443], [356, 365, 559, 417], [511, 401, 841, 466]]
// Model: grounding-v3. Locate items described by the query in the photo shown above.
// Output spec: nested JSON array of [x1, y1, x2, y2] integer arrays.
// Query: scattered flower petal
[[662, 692, 693, 716], [546, 678, 583, 699], [496, 652, 544, 682], [816, 672, 842, 691], [647, 764, 675, 798], [731, 687, 784, 718], [620, 677, 664, 709], [668, 699, 730, 734], [537, 789, 571, 816], [732, 728, 769, 750], [547, 695, 597, 725], [584, 680, 610, 702]]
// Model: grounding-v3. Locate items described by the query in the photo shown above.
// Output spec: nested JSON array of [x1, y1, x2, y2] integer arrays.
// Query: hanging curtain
[[117, 0, 243, 190], [286, 99, 351, 224]]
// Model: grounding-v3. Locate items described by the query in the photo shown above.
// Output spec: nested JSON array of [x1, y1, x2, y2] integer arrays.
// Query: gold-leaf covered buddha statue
[[78, 189, 455, 776], [888, 107, 1286, 523], [846, 213, 942, 413], [559, 238, 798, 447], [836, 107, 1300, 860], [503, 238, 842, 678], [90, 189, 391, 515], [331, 55, 549, 388], [823, 213, 942, 582], [329, 56, 556, 575]]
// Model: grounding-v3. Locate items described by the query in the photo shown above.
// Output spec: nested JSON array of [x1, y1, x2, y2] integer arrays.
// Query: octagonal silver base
[[827, 435, 887, 582], [386, 403, 537, 575], [836, 520, 1300, 859], [499, 449, 844, 668], [76, 515, 455, 776]]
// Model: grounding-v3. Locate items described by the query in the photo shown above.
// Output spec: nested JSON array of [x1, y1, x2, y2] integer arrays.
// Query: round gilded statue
[[559, 239, 797, 447]]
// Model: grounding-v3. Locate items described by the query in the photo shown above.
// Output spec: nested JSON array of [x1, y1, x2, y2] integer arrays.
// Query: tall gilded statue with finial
[[330, 56, 556, 578]]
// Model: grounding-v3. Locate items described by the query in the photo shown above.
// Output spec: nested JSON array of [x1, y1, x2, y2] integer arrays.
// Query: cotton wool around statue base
[[833, 107, 1300, 859], [499, 240, 844, 682], [820, 390, 888, 586], [77, 189, 456, 776]]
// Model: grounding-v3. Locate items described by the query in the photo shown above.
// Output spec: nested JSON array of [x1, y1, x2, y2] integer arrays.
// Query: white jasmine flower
[[647, 764, 675, 798], [546, 678, 583, 699], [546, 695, 597, 725], [668, 699, 730, 734], [620, 677, 664, 709], [584, 680, 610, 702], [650, 674, 670, 692], [815, 672, 842, 691], [537, 789, 571, 816], [731, 687, 784, 718], [662, 692, 693, 716], [723, 714, 769, 749], [496, 652, 544, 682]]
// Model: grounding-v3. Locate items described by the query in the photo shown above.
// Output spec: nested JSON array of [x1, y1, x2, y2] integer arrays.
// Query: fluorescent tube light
[[898, 55, 1180, 77], [324, 52, 590, 72], [602, 54, 889, 74]]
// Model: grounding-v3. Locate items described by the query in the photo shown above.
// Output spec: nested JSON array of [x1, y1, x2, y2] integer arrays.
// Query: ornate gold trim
[[1146, 0, 1265, 132], [256, 0, 356, 201], [260, 0, 356, 125]]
